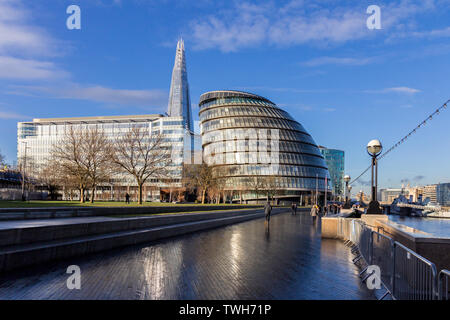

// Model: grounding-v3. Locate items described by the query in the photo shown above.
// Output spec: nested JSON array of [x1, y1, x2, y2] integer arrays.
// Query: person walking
[[293, 203, 297, 215], [310, 204, 318, 222], [125, 193, 130, 204], [264, 202, 272, 222], [291, 203, 296, 215]]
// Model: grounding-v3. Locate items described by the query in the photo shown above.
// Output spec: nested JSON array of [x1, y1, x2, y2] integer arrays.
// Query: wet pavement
[[0, 212, 375, 300]]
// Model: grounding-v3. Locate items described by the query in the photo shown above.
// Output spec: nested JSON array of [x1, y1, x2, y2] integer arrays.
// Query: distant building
[[437, 183, 450, 206], [318, 146, 344, 197], [356, 190, 369, 203], [403, 185, 424, 202], [423, 184, 438, 204], [379, 188, 405, 203]]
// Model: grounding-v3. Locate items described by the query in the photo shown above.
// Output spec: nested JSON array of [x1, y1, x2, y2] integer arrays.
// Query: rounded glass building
[[199, 90, 330, 203]]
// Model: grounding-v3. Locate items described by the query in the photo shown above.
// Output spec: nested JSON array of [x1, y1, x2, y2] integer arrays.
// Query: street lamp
[[20, 141, 29, 202], [366, 139, 383, 214], [343, 175, 351, 208]]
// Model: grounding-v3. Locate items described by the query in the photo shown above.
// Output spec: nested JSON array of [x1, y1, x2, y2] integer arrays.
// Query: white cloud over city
[[0, 0, 168, 109], [188, 0, 448, 52]]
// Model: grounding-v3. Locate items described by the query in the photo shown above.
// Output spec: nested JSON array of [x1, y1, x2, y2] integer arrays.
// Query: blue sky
[[0, 0, 449, 193]]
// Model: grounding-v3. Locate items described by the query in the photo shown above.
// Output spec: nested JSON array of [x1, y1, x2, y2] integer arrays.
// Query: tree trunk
[[202, 189, 206, 204], [138, 183, 143, 205], [80, 186, 85, 203], [90, 187, 95, 203]]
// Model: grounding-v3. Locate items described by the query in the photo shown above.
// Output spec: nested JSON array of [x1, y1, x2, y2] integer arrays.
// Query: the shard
[[168, 39, 193, 131]]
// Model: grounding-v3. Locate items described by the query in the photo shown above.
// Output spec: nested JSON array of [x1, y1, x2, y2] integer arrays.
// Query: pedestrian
[[294, 203, 297, 215], [125, 193, 130, 204], [291, 203, 296, 215], [310, 204, 318, 222], [264, 201, 272, 222]]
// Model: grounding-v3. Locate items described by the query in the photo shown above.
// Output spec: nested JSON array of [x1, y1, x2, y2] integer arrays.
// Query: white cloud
[[384, 87, 421, 94], [0, 109, 27, 119], [7, 84, 168, 109], [364, 86, 421, 94], [0, 0, 66, 81], [411, 26, 450, 38], [0, 0, 57, 57], [188, 1, 444, 52], [302, 56, 376, 67], [0, 56, 68, 80]]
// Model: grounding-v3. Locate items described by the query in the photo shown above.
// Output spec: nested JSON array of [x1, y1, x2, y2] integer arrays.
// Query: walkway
[[0, 212, 374, 300]]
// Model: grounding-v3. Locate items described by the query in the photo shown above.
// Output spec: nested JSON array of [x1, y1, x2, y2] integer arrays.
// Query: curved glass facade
[[199, 90, 331, 199]]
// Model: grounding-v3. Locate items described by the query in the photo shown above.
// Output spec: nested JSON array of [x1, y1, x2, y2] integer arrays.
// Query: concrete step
[[0, 205, 263, 221], [0, 208, 266, 247], [0, 208, 288, 273]]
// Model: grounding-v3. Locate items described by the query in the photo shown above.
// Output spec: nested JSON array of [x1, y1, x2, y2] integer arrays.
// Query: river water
[[388, 215, 450, 238]]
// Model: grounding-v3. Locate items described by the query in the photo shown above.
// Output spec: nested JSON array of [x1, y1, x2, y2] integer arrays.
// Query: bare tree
[[52, 126, 112, 203], [183, 163, 215, 204], [111, 126, 172, 205], [38, 162, 62, 200], [83, 127, 114, 203], [262, 176, 281, 205], [245, 176, 265, 202]]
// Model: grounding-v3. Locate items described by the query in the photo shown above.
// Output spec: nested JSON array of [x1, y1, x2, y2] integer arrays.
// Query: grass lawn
[[0, 200, 258, 209]]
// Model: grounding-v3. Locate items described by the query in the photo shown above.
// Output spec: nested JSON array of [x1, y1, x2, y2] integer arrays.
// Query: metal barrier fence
[[348, 219, 445, 300], [371, 232, 395, 294], [352, 220, 372, 265], [438, 269, 450, 300], [393, 242, 437, 300]]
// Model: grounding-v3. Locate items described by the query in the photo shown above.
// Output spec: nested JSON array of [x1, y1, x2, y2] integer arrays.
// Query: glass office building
[[437, 183, 450, 206], [319, 146, 345, 197], [199, 90, 331, 202], [17, 115, 194, 200]]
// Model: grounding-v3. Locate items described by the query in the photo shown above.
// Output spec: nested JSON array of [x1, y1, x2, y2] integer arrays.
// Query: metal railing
[[352, 220, 372, 265], [348, 219, 445, 300], [438, 270, 450, 300], [393, 242, 437, 300], [371, 232, 395, 294]]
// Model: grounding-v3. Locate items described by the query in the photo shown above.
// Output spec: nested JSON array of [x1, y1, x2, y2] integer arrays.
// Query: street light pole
[[343, 175, 351, 209], [366, 139, 383, 214], [21, 141, 28, 201]]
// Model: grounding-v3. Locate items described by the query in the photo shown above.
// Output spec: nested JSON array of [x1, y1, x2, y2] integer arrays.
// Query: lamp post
[[21, 141, 29, 202], [366, 139, 383, 214], [343, 175, 351, 208]]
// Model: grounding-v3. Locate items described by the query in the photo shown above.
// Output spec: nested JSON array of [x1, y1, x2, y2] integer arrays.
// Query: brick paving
[[0, 212, 375, 300]]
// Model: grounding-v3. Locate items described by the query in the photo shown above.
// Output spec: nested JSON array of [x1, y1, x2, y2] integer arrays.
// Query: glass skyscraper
[[318, 146, 345, 197], [168, 39, 193, 131]]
